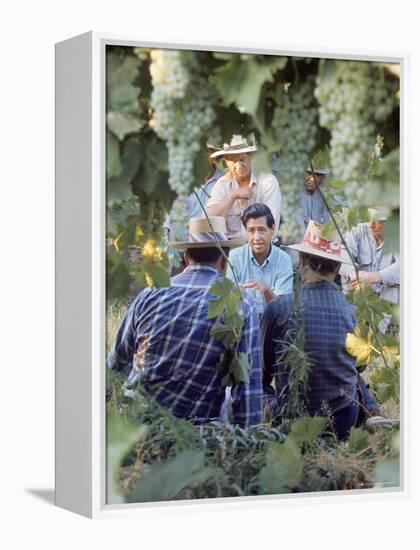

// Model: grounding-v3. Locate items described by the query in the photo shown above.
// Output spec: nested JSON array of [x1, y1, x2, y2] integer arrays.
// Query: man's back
[[109, 265, 262, 426], [262, 281, 358, 417]]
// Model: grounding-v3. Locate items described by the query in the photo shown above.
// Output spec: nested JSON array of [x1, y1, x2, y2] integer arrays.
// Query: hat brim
[[169, 239, 246, 250], [305, 168, 329, 175], [210, 146, 257, 159], [286, 243, 353, 264]]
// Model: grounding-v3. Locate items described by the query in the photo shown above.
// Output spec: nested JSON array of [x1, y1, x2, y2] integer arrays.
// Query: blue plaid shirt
[[261, 281, 359, 416], [108, 265, 263, 426]]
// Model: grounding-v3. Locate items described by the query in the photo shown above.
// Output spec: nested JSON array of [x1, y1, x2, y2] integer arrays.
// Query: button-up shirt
[[226, 244, 293, 315], [340, 223, 400, 304], [297, 188, 330, 236], [261, 281, 359, 417], [205, 170, 282, 240], [108, 265, 263, 426]]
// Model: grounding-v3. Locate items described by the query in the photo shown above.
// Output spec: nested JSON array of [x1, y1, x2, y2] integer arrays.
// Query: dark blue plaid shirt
[[108, 265, 263, 426], [261, 281, 359, 417]]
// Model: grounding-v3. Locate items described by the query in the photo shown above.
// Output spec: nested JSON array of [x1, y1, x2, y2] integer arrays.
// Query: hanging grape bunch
[[315, 61, 396, 206], [149, 49, 217, 237], [272, 75, 318, 242]]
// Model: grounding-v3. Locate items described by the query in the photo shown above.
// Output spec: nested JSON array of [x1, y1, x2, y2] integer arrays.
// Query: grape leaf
[[348, 426, 370, 452], [106, 130, 122, 178], [208, 278, 241, 319], [258, 439, 302, 494], [371, 367, 399, 403], [346, 326, 377, 366], [289, 416, 329, 445], [107, 111, 144, 141], [106, 255, 130, 301]]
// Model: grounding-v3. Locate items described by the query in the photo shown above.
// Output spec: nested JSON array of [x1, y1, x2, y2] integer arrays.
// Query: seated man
[[226, 203, 293, 316], [340, 206, 400, 304], [108, 216, 262, 427], [297, 166, 330, 236], [206, 135, 281, 240], [261, 221, 390, 440]]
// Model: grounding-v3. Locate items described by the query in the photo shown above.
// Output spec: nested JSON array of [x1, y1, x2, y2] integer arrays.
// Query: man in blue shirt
[[262, 220, 390, 439], [297, 167, 330, 237], [226, 203, 293, 315], [108, 216, 262, 427]]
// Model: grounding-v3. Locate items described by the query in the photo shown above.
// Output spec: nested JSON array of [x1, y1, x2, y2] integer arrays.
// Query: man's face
[[246, 216, 274, 257], [304, 171, 323, 192], [368, 219, 385, 241], [224, 153, 252, 180]]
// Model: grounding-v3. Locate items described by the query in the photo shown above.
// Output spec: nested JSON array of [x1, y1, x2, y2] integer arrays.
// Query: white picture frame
[[55, 31, 408, 519]]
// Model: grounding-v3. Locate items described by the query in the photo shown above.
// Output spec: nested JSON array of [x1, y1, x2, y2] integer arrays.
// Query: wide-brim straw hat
[[286, 220, 352, 264], [169, 216, 245, 249], [368, 206, 388, 221], [210, 134, 257, 159]]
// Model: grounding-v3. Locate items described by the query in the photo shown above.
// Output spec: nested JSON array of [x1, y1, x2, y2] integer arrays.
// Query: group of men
[[108, 134, 399, 438]]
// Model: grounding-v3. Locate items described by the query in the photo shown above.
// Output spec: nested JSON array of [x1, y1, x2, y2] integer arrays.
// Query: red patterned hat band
[[303, 232, 341, 255]]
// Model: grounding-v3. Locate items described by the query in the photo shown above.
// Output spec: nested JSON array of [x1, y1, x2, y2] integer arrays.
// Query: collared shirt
[[205, 170, 282, 240], [297, 188, 330, 236], [108, 265, 263, 427], [340, 223, 400, 304], [187, 167, 224, 220], [226, 244, 293, 315], [261, 281, 359, 417]]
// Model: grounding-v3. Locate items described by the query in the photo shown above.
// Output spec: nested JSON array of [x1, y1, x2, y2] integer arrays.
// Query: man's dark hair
[[185, 247, 230, 264], [241, 203, 275, 228], [301, 252, 341, 275]]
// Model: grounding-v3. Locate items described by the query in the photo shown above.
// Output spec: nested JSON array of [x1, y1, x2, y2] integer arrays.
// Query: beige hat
[[210, 134, 257, 159], [368, 206, 388, 221], [305, 166, 329, 175], [169, 216, 245, 249], [287, 220, 352, 264]]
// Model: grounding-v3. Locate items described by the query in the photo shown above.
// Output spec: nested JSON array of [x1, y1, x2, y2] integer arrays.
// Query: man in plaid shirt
[[108, 217, 263, 427], [262, 221, 391, 439]]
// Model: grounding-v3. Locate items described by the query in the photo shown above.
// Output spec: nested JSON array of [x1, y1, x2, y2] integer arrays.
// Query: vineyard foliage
[[105, 47, 401, 503]]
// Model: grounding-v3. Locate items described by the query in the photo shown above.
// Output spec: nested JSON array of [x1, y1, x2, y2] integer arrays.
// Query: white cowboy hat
[[286, 220, 352, 264], [169, 216, 245, 249], [210, 134, 257, 159]]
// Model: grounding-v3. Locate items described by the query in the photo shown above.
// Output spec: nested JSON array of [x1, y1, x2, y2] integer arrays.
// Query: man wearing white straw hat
[[108, 216, 263, 427], [206, 134, 281, 241], [261, 221, 391, 439]]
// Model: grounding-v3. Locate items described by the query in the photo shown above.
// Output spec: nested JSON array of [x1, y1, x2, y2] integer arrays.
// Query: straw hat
[[169, 216, 245, 249], [287, 220, 352, 264], [210, 134, 257, 159]]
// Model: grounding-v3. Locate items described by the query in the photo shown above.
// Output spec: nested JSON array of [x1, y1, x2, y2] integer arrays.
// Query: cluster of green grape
[[272, 78, 318, 242], [315, 61, 396, 206], [149, 49, 216, 229]]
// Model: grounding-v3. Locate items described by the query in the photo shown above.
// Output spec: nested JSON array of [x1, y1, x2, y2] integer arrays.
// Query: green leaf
[[106, 131, 122, 178], [106, 52, 141, 116], [317, 59, 337, 86], [126, 449, 213, 503], [106, 410, 147, 504], [289, 416, 329, 445], [106, 255, 131, 301], [258, 439, 302, 494], [231, 352, 251, 384], [212, 54, 287, 117], [211, 314, 244, 348], [384, 209, 399, 254], [135, 261, 170, 288], [363, 148, 400, 209], [371, 367, 399, 403], [114, 214, 141, 249], [107, 111, 144, 141], [348, 426, 370, 452], [208, 278, 241, 319]]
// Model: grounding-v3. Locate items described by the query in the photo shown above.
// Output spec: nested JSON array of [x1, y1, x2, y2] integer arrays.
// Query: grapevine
[[149, 49, 217, 236], [272, 75, 318, 242], [315, 61, 397, 206]]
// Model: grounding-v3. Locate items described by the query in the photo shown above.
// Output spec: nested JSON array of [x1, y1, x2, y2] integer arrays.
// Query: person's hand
[[349, 270, 382, 289], [233, 187, 253, 201], [240, 280, 268, 293]]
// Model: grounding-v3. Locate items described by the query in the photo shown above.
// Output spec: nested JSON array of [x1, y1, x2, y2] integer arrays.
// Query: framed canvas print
[[55, 32, 406, 518]]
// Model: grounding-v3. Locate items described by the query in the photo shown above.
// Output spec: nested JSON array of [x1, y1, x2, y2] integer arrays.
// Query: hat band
[[303, 233, 341, 255], [189, 231, 228, 244], [224, 143, 249, 152]]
